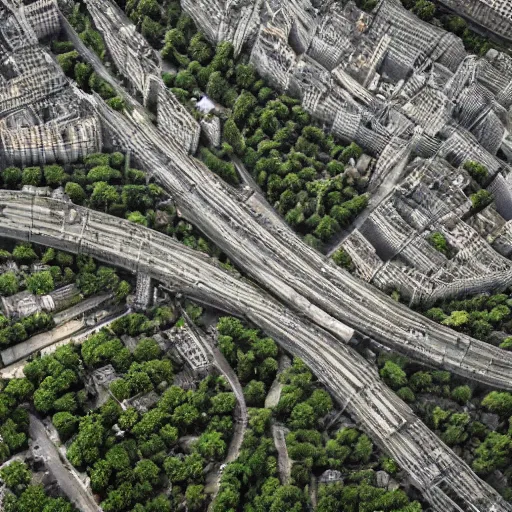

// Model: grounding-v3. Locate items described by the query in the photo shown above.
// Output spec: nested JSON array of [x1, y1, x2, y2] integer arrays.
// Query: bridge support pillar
[[134, 273, 153, 311]]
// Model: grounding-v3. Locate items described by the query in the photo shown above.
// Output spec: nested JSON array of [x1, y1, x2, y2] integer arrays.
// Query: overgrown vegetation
[[378, 351, 512, 502], [0, 242, 130, 349], [424, 291, 512, 345], [109, 0, 371, 251], [0, 460, 76, 512], [214, 317, 423, 511]]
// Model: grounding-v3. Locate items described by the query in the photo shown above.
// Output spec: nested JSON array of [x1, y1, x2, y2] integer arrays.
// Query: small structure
[[1, 284, 79, 319], [319, 470, 343, 484], [124, 391, 160, 413], [166, 324, 212, 373], [133, 274, 153, 311], [196, 96, 216, 114], [85, 365, 119, 405]]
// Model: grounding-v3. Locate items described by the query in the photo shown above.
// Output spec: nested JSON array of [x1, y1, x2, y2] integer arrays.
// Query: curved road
[[0, 191, 509, 512]]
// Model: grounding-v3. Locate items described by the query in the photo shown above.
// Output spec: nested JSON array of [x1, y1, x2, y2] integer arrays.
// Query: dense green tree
[[4, 378, 34, 402], [26, 271, 54, 295], [2, 167, 22, 188], [210, 392, 236, 415], [52, 412, 78, 440], [223, 118, 245, 155], [188, 32, 212, 64], [409, 371, 432, 392], [470, 189, 493, 209], [482, 391, 512, 417], [74, 62, 93, 89], [21, 167, 42, 187], [13, 244, 37, 264], [133, 338, 162, 362], [451, 385, 472, 404], [464, 160, 488, 185], [15, 485, 49, 512], [0, 272, 19, 296], [473, 432, 512, 474], [244, 380, 266, 407], [195, 431, 226, 460], [289, 402, 316, 430], [91, 181, 119, 210], [43, 165, 68, 187], [64, 182, 86, 204], [379, 361, 407, 390], [307, 389, 333, 417], [200, 148, 239, 185], [185, 484, 206, 511], [0, 461, 31, 494], [441, 310, 470, 327]]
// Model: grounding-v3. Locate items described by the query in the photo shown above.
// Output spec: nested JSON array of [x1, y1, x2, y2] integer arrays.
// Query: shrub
[[107, 96, 125, 111], [380, 361, 407, 390], [57, 50, 79, 74], [0, 272, 18, 296], [464, 161, 488, 185], [223, 118, 245, 155], [451, 385, 472, 404], [470, 189, 493, 209], [429, 232, 448, 255], [44, 165, 68, 187], [64, 182, 86, 204], [2, 167, 22, 188], [22, 167, 42, 186], [200, 148, 239, 186]]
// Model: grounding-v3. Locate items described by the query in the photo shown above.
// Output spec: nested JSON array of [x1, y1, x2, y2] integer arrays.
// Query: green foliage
[[429, 231, 448, 255], [13, 243, 37, 264], [442, 310, 470, 327], [175, 70, 197, 91], [380, 361, 407, 390], [53, 412, 79, 440], [0, 272, 18, 296], [22, 167, 42, 187], [2, 167, 22, 188], [44, 165, 68, 187], [91, 182, 119, 210], [0, 461, 31, 495], [134, 338, 162, 362], [464, 161, 488, 185], [57, 50, 79, 75], [473, 432, 512, 474], [470, 189, 493, 209], [482, 391, 512, 417], [332, 248, 354, 271], [188, 32, 212, 64], [200, 148, 239, 185], [412, 0, 435, 20], [452, 385, 472, 405], [223, 118, 245, 155], [26, 271, 54, 295], [244, 380, 266, 407], [107, 96, 126, 112]]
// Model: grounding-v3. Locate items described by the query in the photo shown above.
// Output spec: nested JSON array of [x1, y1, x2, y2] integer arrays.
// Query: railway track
[[0, 190, 509, 512]]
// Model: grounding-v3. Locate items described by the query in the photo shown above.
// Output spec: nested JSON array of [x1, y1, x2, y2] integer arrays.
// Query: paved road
[[184, 317, 248, 508], [183, 316, 248, 463], [29, 414, 99, 512], [1, 193, 509, 511]]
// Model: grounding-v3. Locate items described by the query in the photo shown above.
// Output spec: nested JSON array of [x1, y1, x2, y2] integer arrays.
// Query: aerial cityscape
[[0, 0, 511, 510]]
